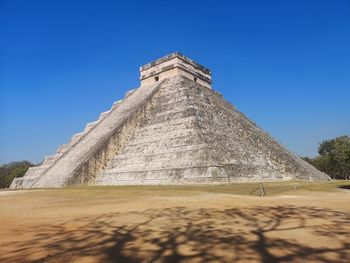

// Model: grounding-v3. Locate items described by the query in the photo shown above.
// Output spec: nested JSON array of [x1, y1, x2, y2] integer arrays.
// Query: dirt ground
[[0, 182, 349, 263]]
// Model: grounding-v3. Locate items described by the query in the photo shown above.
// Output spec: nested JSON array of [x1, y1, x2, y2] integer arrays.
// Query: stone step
[[123, 134, 202, 151], [123, 143, 208, 156], [56, 144, 69, 155], [125, 89, 136, 98], [153, 106, 195, 118], [130, 128, 197, 143], [96, 166, 230, 185], [98, 110, 111, 120], [33, 79, 166, 188], [24, 166, 48, 179], [15, 87, 141, 188], [17, 112, 108, 186], [135, 116, 198, 134], [70, 132, 85, 144], [124, 135, 199, 151], [113, 144, 208, 161], [84, 121, 99, 133], [107, 156, 215, 173], [109, 148, 211, 169], [42, 153, 61, 166], [112, 99, 123, 109]]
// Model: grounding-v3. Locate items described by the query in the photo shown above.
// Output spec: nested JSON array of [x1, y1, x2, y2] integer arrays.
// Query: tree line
[[303, 135, 350, 180], [0, 135, 349, 188], [0, 161, 35, 188]]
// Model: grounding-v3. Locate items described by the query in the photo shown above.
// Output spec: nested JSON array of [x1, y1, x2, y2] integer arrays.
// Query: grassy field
[[0, 181, 349, 262], [2, 179, 347, 199]]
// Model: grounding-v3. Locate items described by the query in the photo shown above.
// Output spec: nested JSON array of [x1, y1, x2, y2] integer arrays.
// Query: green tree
[[0, 161, 35, 188], [304, 136, 350, 179]]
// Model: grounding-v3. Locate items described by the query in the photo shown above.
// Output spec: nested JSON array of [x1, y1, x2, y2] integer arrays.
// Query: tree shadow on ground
[[1, 205, 350, 263], [338, 184, 350, 190]]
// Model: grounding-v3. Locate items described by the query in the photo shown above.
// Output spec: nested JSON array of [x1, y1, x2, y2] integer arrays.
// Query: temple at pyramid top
[[10, 52, 329, 189], [140, 52, 212, 89]]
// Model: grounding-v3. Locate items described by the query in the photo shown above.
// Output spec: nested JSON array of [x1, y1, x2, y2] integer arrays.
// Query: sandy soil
[[0, 184, 349, 263]]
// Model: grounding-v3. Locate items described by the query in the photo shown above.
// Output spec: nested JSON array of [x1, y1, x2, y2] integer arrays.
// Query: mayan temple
[[10, 53, 329, 189]]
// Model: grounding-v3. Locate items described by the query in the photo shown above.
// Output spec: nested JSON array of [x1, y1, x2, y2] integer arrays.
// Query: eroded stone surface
[[96, 76, 328, 185], [10, 53, 329, 189]]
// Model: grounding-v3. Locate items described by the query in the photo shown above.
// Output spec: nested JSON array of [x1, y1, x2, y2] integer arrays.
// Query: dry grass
[[4, 179, 347, 199]]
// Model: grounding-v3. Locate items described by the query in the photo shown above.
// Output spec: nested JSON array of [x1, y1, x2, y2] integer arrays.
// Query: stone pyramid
[[10, 53, 329, 189]]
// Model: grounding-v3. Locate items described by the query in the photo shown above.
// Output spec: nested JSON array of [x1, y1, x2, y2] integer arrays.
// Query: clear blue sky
[[0, 0, 349, 164]]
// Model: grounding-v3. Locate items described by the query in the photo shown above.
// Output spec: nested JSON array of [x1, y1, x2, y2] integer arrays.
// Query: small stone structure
[[10, 53, 329, 188], [140, 52, 211, 89]]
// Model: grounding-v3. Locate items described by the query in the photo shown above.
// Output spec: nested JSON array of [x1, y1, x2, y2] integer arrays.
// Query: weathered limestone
[[140, 52, 211, 89], [10, 53, 329, 189], [95, 75, 329, 185]]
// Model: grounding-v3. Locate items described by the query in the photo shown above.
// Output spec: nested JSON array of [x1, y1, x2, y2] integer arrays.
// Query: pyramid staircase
[[10, 53, 329, 189], [10, 82, 162, 189]]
